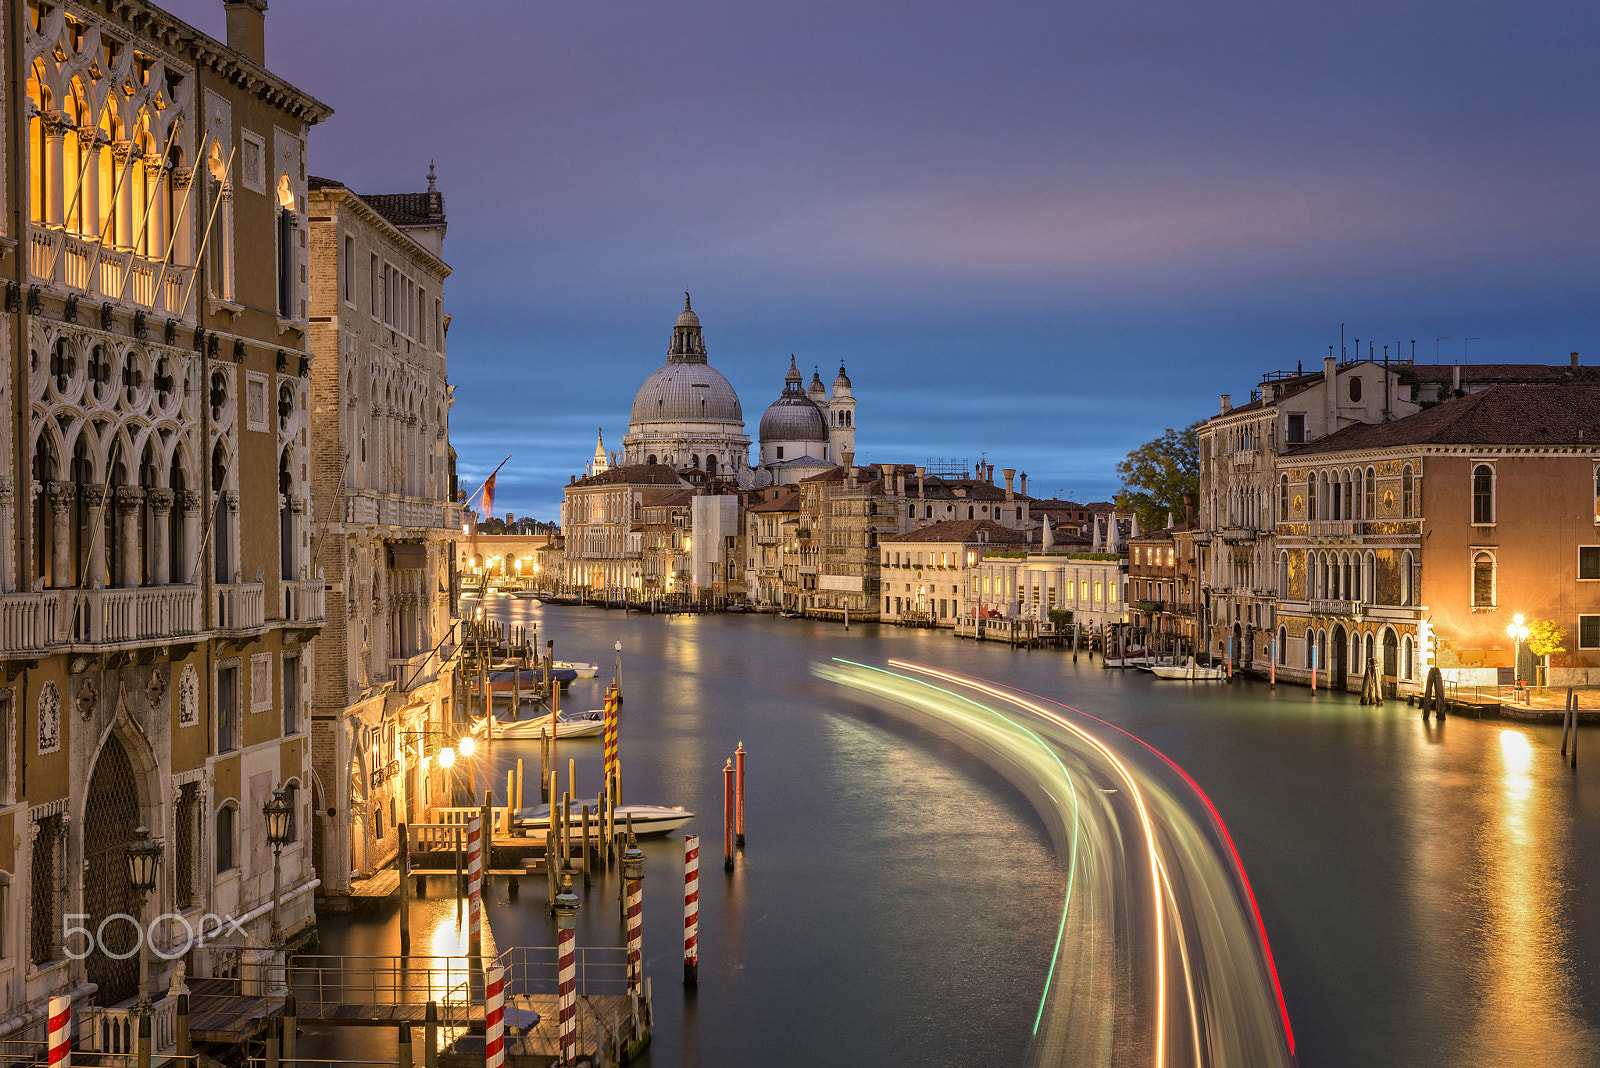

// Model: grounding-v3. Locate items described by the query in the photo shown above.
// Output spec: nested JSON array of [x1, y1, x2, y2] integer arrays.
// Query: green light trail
[[825, 659, 1080, 1039]]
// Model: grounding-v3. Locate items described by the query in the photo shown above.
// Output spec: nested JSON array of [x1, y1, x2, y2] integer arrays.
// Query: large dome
[[759, 394, 828, 442], [630, 361, 743, 425]]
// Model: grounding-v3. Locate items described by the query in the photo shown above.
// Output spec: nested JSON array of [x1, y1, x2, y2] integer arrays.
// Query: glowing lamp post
[[1507, 615, 1530, 686], [263, 786, 293, 945], [614, 640, 623, 701], [124, 825, 163, 1010]]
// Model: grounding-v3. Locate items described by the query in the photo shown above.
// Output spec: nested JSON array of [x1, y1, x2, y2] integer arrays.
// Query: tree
[[1115, 420, 1202, 532], [1526, 620, 1566, 689]]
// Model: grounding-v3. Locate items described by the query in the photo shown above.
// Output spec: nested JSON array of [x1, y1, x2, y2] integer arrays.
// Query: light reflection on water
[[307, 604, 1600, 1067]]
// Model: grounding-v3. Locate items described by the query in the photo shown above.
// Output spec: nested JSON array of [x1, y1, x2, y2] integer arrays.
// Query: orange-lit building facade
[[1275, 385, 1600, 692]]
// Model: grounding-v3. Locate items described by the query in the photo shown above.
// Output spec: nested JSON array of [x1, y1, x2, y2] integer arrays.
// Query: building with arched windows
[[305, 169, 460, 904], [1, 0, 330, 1026], [1274, 383, 1600, 693]]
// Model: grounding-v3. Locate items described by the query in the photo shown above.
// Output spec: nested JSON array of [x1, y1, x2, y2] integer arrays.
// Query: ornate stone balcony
[[29, 227, 194, 319], [345, 491, 461, 531], [1220, 526, 1259, 543], [0, 585, 203, 654], [215, 582, 266, 632], [281, 576, 327, 624], [1309, 598, 1364, 619]]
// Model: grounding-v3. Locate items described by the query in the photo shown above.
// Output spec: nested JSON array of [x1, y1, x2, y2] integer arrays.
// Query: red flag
[[481, 473, 496, 516]]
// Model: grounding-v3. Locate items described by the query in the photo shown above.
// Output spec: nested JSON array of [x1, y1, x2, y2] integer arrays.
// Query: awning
[[388, 543, 426, 570]]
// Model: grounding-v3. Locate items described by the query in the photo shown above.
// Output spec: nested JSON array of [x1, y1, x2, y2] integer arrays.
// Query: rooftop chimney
[[1573, 352, 1581, 368], [916, 466, 925, 499], [1003, 469, 1015, 500], [1220, 394, 1232, 415], [1452, 363, 1461, 394], [224, 0, 268, 65], [1019, 472, 1027, 497]]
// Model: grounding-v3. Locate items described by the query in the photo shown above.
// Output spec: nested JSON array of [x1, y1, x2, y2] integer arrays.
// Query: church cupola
[[808, 368, 826, 400], [784, 355, 806, 394], [668, 292, 708, 364]]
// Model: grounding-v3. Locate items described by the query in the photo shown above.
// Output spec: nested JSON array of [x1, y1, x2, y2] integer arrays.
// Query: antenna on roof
[[1435, 336, 1450, 360], [1411, 339, 1416, 361], [1340, 323, 1345, 361]]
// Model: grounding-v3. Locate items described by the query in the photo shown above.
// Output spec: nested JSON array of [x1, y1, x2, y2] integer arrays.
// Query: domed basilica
[[611, 295, 857, 488]]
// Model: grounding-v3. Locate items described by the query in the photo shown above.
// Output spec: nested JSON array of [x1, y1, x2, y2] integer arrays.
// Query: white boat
[[514, 802, 693, 837], [473, 710, 605, 739], [1150, 658, 1227, 681], [554, 660, 599, 678], [510, 591, 543, 603]]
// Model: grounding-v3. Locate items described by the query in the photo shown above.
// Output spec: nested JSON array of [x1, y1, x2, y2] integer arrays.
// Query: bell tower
[[829, 364, 855, 468]]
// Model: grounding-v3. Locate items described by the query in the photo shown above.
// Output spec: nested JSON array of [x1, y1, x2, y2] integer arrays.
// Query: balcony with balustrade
[[29, 227, 194, 320], [0, 585, 205, 654], [345, 491, 462, 531], [280, 575, 327, 625], [1309, 598, 1365, 619]]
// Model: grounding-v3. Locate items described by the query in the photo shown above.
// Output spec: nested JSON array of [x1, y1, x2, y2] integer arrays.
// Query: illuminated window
[[1402, 465, 1415, 519], [1365, 467, 1376, 519]]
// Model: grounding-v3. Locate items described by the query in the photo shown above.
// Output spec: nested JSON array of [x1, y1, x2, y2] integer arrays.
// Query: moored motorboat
[[473, 709, 605, 739], [1150, 658, 1227, 680], [554, 660, 599, 678], [510, 590, 543, 603], [514, 802, 692, 837]]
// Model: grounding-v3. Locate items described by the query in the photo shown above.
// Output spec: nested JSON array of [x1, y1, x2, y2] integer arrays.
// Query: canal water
[[315, 604, 1600, 1067]]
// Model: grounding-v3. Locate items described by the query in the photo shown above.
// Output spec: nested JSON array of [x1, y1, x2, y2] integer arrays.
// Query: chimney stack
[[1019, 472, 1027, 497], [224, 0, 269, 65], [1452, 363, 1461, 394], [1573, 352, 1580, 368], [916, 466, 926, 500], [1220, 394, 1232, 415], [1003, 469, 1015, 500]]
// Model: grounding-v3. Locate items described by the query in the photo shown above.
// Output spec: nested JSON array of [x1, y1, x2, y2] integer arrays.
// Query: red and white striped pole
[[734, 743, 746, 849], [467, 813, 483, 956], [48, 996, 70, 1068], [484, 965, 506, 1068], [622, 830, 646, 996], [722, 759, 735, 870], [553, 875, 581, 1064], [683, 834, 699, 986]]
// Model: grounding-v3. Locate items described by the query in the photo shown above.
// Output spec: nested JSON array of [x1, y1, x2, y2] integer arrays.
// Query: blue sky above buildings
[[166, 0, 1600, 518]]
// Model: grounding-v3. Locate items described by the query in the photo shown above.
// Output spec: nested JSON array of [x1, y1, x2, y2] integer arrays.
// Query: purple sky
[[166, 0, 1600, 518]]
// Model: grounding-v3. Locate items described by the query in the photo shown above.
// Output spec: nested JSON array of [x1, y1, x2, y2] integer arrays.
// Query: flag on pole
[[481, 473, 497, 517]]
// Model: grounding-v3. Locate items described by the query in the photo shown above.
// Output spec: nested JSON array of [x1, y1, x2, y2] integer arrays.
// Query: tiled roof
[[361, 190, 446, 228], [1404, 362, 1599, 384], [749, 491, 801, 513], [572, 463, 686, 488], [882, 519, 1031, 545], [1286, 384, 1600, 455]]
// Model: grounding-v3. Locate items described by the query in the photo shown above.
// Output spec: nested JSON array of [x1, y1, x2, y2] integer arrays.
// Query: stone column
[[116, 487, 145, 587], [79, 484, 107, 588], [78, 129, 102, 239], [148, 490, 174, 585], [0, 476, 14, 593], [43, 117, 69, 229], [111, 143, 136, 249], [147, 157, 168, 261], [170, 169, 194, 270], [179, 491, 203, 585], [46, 482, 75, 587]]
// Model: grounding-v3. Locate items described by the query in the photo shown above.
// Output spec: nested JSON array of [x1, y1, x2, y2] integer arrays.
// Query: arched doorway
[[1332, 625, 1348, 691], [83, 736, 142, 1005], [1383, 629, 1398, 682], [1231, 622, 1242, 665]]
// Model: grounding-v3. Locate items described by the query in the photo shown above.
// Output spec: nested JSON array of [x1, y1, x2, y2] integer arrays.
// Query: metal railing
[[495, 945, 629, 996]]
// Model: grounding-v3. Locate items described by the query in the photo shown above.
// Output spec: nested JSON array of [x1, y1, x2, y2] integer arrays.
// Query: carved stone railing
[[281, 574, 326, 623], [29, 226, 194, 319], [216, 582, 266, 631], [1309, 598, 1364, 619], [0, 586, 201, 652]]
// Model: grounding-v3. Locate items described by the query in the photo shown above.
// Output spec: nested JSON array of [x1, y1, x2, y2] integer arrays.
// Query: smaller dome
[[834, 363, 852, 389], [760, 395, 828, 442], [808, 370, 826, 396], [676, 292, 700, 329]]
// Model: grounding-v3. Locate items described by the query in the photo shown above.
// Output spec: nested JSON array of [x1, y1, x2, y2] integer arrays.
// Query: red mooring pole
[[734, 742, 746, 849], [722, 758, 735, 871], [683, 834, 700, 986]]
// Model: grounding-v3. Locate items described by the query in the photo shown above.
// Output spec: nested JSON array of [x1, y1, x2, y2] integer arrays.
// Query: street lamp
[[1507, 614, 1530, 685], [263, 786, 293, 945], [124, 826, 163, 1010], [614, 640, 623, 701]]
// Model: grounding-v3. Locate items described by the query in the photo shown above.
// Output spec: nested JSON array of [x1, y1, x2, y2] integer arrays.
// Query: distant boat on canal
[[515, 802, 693, 837], [473, 709, 605, 740], [1150, 658, 1227, 680]]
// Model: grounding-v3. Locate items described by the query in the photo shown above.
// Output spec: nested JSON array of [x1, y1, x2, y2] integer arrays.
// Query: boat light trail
[[892, 659, 1298, 1060], [884, 659, 1170, 1068], [820, 659, 1080, 1041]]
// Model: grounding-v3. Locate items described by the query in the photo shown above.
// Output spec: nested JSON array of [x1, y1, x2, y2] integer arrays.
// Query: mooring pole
[[554, 878, 582, 1064], [723, 758, 736, 871], [424, 1000, 439, 1068], [684, 833, 700, 987], [623, 823, 646, 996], [735, 742, 746, 849]]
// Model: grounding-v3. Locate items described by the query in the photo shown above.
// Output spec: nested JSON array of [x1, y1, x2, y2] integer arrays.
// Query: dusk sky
[[168, 0, 1600, 519]]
